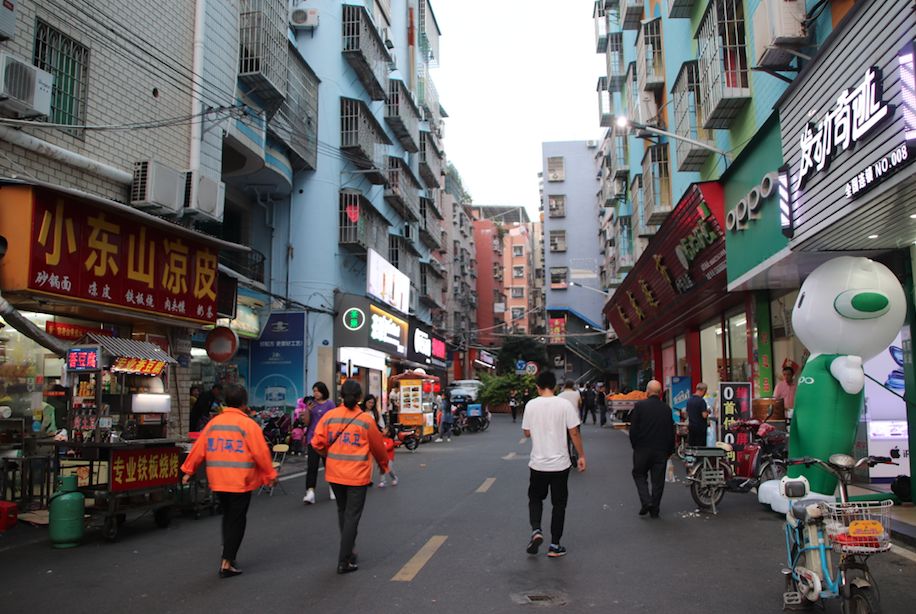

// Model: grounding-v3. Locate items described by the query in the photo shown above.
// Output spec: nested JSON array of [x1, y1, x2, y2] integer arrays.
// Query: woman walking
[[303, 382, 336, 505], [311, 380, 389, 574]]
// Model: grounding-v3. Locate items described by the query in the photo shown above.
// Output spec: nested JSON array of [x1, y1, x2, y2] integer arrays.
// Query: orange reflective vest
[[311, 406, 388, 486], [181, 407, 277, 493]]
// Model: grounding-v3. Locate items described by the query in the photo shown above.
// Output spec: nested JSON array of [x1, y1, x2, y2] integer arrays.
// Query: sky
[[430, 0, 605, 215]]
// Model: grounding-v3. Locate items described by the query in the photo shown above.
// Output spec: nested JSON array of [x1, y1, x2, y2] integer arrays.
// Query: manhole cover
[[510, 590, 569, 607]]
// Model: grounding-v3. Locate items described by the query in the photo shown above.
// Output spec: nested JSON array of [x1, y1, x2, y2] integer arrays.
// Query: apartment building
[[442, 165, 477, 352], [471, 214, 505, 348]]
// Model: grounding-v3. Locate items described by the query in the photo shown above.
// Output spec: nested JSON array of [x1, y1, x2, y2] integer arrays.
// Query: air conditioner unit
[[388, 48, 398, 71], [403, 223, 414, 240], [131, 160, 185, 214], [753, 0, 807, 68], [289, 2, 319, 29], [548, 172, 562, 182], [183, 170, 225, 221], [0, 53, 53, 118], [380, 27, 394, 49], [637, 92, 658, 124], [586, 140, 599, 148]]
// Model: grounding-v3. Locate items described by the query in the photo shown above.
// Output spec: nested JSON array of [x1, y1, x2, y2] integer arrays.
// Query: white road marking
[[891, 544, 916, 563], [476, 477, 496, 493], [518, 437, 528, 445], [392, 535, 448, 582], [502, 452, 517, 460]]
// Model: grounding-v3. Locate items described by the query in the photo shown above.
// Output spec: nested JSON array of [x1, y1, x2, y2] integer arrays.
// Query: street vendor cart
[[55, 335, 186, 540], [390, 370, 439, 438]]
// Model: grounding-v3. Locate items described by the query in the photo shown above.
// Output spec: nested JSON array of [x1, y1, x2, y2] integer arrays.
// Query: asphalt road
[[2, 415, 915, 613]]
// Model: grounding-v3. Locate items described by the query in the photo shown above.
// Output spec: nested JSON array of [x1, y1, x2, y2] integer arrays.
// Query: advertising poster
[[670, 376, 692, 421], [367, 248, 410, 314], [718, 381, 752, 458], [548, 317, 566, 344], [250, 312, 305, 412]]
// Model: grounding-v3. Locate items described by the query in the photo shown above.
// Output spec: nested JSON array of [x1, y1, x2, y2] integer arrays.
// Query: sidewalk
[[848, 484, 916, 548]]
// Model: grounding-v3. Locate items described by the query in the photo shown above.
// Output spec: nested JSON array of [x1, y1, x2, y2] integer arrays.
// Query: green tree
[[495, 336, 548, 375], [478, 373, 538, 407]]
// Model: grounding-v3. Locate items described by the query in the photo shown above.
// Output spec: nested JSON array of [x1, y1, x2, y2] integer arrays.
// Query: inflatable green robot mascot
[[787, 256, 906, 495]]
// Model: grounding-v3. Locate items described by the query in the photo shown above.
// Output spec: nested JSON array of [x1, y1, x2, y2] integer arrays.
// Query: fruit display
[[608, 390, 647, 401]]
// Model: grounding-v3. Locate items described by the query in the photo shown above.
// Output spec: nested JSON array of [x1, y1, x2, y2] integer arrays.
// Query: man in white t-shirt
[[522, 371, 586, 558], [558, 380, 582, 421]]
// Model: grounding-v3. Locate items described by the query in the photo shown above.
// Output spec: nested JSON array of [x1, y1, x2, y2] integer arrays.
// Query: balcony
[[238, 0, 288, 103], [425, 190, 444, 219], [419, 199, 443, 250], [341, 97, 391, 185], [636, 18, 664, 93], [418, 70, 441, 126], [339, 190, 389, 255], [385, 157, 421, 221], [619, 0, 644, 30], [219, 248, 266, 284], [389, 234, 420, 283], [419, 131, 443, 188], [385, 79, 421, 153], [672, 61, 715, 171], [610, 128, 629, 179], [594, 2, 609, 53], [270, 48, 319, 171], [642, 145, 672, 226], [597, 77, 612, 127], [420, 264, 445, 308], [696, 0, 751, 129], [342, 4, 391, 101], [668, 0, 695, 18], [607, 32, 626, 91]]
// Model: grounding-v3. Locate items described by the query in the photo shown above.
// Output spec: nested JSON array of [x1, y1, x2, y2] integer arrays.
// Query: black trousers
[[306, 444, 325, 489], [632, 448, 668, 511], [528, 468, 570, 545], [581, 405, 596, 424], [598, 405, 607, 426], [216, 491, 251, 562], [330, 483, 368, 565], [510, 405, 518, 421], [687, 427, 707, 447]]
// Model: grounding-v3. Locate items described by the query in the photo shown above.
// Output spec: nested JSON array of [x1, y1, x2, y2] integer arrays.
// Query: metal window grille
[[33, 20, 89, 133], [274, 48, 318, 170], [673, 61, 713, 171], [513, 266, 525, 278], [636, 18, 664, 90], [549, 230, 567, 253], [239, 0, 287, 101], [696, 0, 750, 128], [512, 287, 525, 298], [643, 145, 671, 224], [549, 267, 568, 287], [607, 32, 624, 81], [625, 63, 638, 124], [547, 157, 565, 181], [388, 234, 400, 269], [548, 195, 566, 217]]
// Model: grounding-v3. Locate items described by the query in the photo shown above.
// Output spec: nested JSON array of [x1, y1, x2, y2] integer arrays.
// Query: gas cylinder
[[49, 475, 84, 548]]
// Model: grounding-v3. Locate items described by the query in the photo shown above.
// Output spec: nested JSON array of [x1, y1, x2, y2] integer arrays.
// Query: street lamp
[[614, 115, 727, 157], [568, 281, 613, 298]]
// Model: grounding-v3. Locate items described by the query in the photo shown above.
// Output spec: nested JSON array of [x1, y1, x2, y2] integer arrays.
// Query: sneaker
[[303, 489, 315, 505], [434, 438, 443, 443], [391, 477, 398, 486], [526, 530, 543, 554], [446, 438, 451, 442], [377, 481, 386, 488], [547, 544, 567, 558], [329, 487, 336, 501]]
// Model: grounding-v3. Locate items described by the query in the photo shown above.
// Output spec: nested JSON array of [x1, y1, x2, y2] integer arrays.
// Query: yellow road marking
[[476, 477, 496, 493], [502, 452, 517, 460], [391, 535, 448, 582]]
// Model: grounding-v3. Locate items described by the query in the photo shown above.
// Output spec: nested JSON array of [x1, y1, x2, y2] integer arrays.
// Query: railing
[[607, 32, 626, 91], [610, 128, 628, 179], [271, 49, 319, 170], [419, 131, 443, 188], [339, 191, 389, 255], [636, 18, 664, 92], [672, 60, 714, 172], [239, 0, 288, 102], [594, 2, 609, 53], [598, 77, 612, 127], [418, 68, 441, 126], [342, 4, 391, 100], [219, 248, 266, 284], [566, 336, 608, 370], [385, 157, 421, 221], [619, 0, 644, 30], [419, 200, 443, 250], [696, 0, 751, 128], [668, 0, 695, 19], [385, 79, 421, 153], [341, 97, 389, 184], [642, 145, 672, 225]]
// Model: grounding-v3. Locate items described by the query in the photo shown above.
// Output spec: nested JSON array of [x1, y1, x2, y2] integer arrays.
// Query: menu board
[[399, 380, 423, 414]]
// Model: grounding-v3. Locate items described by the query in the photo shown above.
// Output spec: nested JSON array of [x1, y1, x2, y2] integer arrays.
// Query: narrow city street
[[2, 415, 915, 613]]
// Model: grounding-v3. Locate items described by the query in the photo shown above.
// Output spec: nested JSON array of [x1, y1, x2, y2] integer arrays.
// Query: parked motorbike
[[389, 423, 420, 452]]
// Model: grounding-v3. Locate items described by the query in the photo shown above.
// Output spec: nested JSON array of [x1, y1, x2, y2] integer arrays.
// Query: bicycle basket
[[825, 500, 893, 554]]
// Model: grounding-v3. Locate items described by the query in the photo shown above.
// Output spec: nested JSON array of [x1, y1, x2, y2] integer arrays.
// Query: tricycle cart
[[610, 400, 636, 422]]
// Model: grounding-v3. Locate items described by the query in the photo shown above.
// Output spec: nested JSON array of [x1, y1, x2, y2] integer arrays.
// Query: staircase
[[565, 336, 608, 371]]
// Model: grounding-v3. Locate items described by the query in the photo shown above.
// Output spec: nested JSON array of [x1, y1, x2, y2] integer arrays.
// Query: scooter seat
[[791, 499, 823, 523]]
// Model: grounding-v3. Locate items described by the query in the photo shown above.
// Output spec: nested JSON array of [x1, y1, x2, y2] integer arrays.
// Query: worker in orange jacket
[[181, 384, 277, 578], [311, 379, 389, 574]]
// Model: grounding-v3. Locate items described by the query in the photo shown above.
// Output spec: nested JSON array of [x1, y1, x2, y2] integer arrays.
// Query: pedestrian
[[435, 399, 454, 442], [596, 383, 608, 427], [376, 430, 399, 488], [582, 383, 597, 425], [290, 419, 305, 456], [361, 394, 382, 430], [522, 370, 586, 558], [180, 384, 277, 578], [774, 364, 798, 423], [557, 380, 582, 419], [310, 379, 389, 574], [508, 388, 520, 423], [303, 381, 336, 505], [628, 380, 676, 519], [189, 383, 222, 432], [685, 382, 710, 448], [388, 386, 400, 427]]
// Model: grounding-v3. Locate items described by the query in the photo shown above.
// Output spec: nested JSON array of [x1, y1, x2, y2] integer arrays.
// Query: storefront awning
[[79, 333, 177, 376]]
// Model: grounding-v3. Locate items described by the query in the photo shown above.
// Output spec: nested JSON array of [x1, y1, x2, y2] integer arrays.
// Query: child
[[377, 427, 399, 488], [290, 420, 305, 456]]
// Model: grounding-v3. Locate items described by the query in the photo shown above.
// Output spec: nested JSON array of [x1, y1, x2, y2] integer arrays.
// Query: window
[[550, 267, 568, 289], [511, 307, 526, 321], [696, 0, 751, 129], [642, 145, 671, 224], [512, 245, 524, 257], [33, 20, 89, 132], [513, 265, 525, 278], [548, 195, 566, 217], [672, 61, 713, 171], [511, 287, 525, 299], [546, 156, 565, 182], [549, 230, 567, 252]]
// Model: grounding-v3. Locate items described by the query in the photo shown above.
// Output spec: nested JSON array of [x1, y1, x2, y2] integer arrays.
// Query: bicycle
[[780, 454, 897, 613]]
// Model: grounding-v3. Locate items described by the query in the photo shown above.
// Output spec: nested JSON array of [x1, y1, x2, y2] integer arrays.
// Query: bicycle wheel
[[842, 585, 881, 614], [689, 462, 727, 510], [759, 460, 786, 482]]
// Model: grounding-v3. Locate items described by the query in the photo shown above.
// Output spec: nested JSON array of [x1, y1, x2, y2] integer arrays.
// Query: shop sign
[[216, 304, 261, 340], [46, 321, 113, 341], [249, 312, 305, 411], [476, 349, 496, 368], [110, 357, 167, 376], [369, 304, 408, 356], [718, 382, 752, 460], [407, 322, 447, 368], [342, 307, 366, 331], [109, 447, 181, 492], [367, 248, 410, 314], [548, 317, 566, 344], [66, 346, 100, 371], [725, 172, 780, 233], [24, 191, 219, 324]]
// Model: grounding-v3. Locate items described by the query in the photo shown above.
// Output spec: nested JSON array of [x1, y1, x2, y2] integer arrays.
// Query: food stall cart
[[391, 370, 439, 438], [56, 335, 184, 540]]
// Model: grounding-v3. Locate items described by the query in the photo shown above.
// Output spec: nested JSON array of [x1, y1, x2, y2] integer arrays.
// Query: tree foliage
[[478, 372, 537, 407], [495, 336, 548, 375]]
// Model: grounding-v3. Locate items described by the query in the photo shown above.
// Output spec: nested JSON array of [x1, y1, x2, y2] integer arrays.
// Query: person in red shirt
[[311, 379, 389, 574], [181, 384, 277, 578]]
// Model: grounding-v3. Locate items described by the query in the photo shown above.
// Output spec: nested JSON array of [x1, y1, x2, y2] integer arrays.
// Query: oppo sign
[[725, 171, 780, 233]]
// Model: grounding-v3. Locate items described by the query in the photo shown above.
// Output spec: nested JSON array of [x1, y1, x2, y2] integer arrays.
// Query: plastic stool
[[0, 500, 17, 531]]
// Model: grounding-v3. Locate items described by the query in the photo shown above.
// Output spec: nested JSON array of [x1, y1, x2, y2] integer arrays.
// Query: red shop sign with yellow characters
[[0, 186, 219, 325], [109, 446, 182, 492]]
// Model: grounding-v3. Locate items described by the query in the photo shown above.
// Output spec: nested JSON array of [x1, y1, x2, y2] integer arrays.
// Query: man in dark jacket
[[629, 380, 675, 518], [685, 382, 709, 447]]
